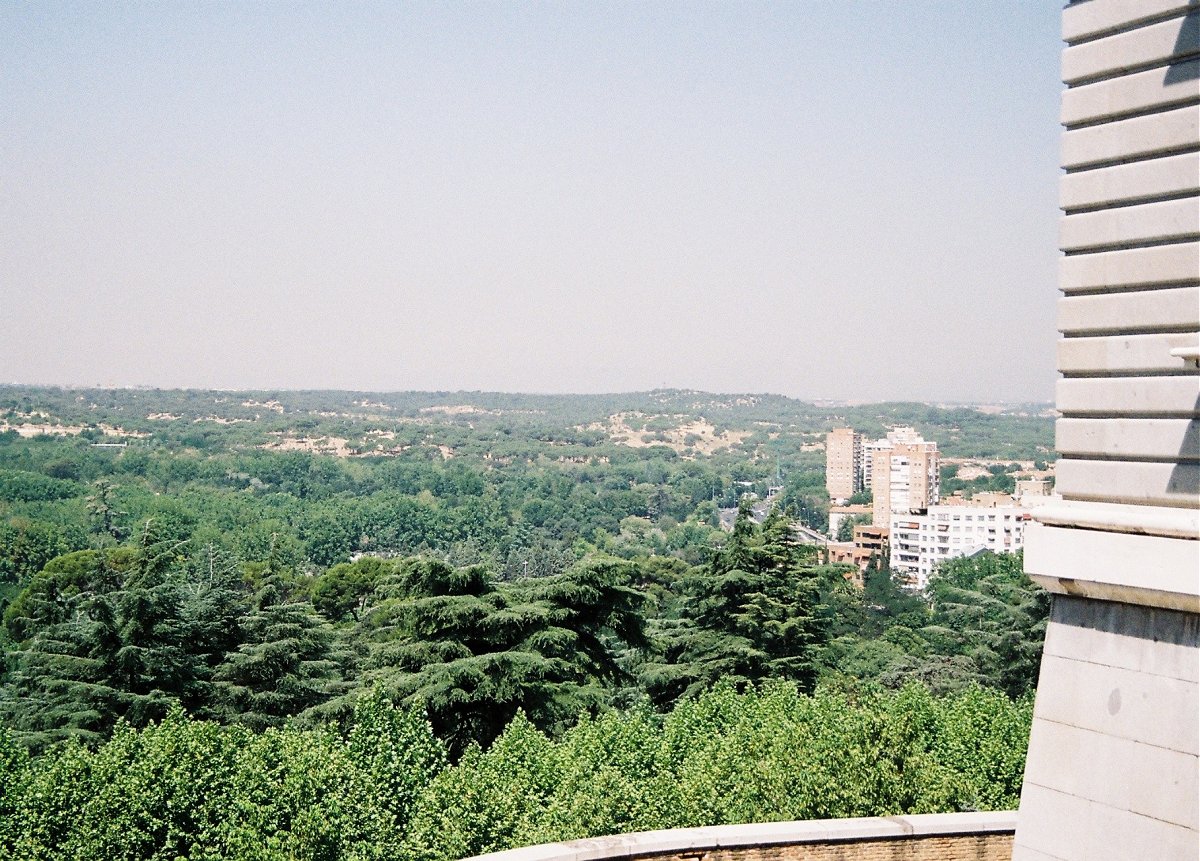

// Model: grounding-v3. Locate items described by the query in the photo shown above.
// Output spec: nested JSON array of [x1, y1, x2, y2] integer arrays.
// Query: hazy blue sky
[[2, 2, 1064, 402]]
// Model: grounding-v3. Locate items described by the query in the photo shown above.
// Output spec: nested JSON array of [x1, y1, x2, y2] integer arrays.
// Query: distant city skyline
[[2, 3, 1064, 402]]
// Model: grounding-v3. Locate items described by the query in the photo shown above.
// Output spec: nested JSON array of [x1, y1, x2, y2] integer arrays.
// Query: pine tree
[[349, 557, 647, 753], [640, 504, 826, 707], [177, 543, 250, 716], [0, 520, 198, 748], [212, 575, 343, 730]]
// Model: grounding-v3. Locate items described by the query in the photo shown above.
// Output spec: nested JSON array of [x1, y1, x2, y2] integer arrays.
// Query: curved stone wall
[[463, 811, 1017, 861]]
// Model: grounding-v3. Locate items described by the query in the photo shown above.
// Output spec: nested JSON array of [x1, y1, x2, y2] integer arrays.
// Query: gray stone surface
[[1059, 243, 1199, 292], [1061, 60, 1200, 126], [1044, 596, 1200, 682], [1059, 194, 1199, 250], [1058, 287, 1200, 336], [1021, 718, 1197, 829], [1053, 458, 1199, 507], [1033, 653, 1198, 754], [1060, 152, 1200, 211], [1017, 596, 1200, 859], [1055, 417, 1199, 461], [1062, 12, 1199, 84], [1015, 783, 1198, 861], [1062, 0, 1196, 42], [1056, 377, 1200, 417], [1057, 332, 1200, 376], [1018, 2, 1199, 857], [1061, 103, 1198, 169]]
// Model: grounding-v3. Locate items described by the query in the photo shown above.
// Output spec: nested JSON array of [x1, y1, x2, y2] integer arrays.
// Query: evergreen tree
[[350, 557, 647, 752], [84, 479, 126, 542], [0, 520, 197, 748], [212, 575, 343, 730], [922, 551, 1048, 698], [640, 505, 826, 706], [862, 553, 927, 634], [177, 543, 250, 715]]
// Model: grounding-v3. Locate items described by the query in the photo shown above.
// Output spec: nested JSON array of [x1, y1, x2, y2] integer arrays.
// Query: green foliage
[[813, 552, 1048, 700], [213, 576, 343, 730], [835, 513, 869, 543], [403, 680, 1031, 861], [353, 557, 647, 753], [0, 471, 81, 503], [0, 693, 447, 861], [0, 522, 209, 749], [846, 489, 872, 506], [0, 521, 85, 586], [939, 463, 1019, 499], [313, 557, 395, 622], [923, 551, 1047, 699], [0, 388, 1049, 858], [0, 387, 1052, 587], [0, 680, 1031, 861], [641, 506, 826, 705]]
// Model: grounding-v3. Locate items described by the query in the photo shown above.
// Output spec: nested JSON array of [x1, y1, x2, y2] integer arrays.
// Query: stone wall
[[631, 834, 1012, 861], [1014, 597, 1198, 859], [463, 813, 1016, 861], [1013, 2, 1199, 857]]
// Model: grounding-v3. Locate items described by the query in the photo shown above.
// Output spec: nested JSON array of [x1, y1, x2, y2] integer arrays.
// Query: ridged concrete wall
[[1014, 3, 1199, 860], [1053, 0, 1199, 507]]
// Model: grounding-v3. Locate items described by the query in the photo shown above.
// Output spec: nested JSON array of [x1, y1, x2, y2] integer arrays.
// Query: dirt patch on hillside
[[420, 404, 496, 416], [591, 413, 751, 455], [261, 434, 354, 457], [0, 422, 84, 437], [242, 399, 284, 413], [0, 422, 148, 439]]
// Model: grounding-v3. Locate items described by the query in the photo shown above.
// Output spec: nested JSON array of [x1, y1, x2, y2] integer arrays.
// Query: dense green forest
[[0, 386, 1053, 589], [0, 682, 1031, 861], [0, 386, 1051, 858]]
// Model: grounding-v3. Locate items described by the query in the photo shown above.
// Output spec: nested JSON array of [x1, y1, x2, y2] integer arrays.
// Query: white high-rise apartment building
[[890, 503, 1030, 589]]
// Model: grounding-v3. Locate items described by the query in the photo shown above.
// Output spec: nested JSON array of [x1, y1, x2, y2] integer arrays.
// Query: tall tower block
[[1013, 3, 1199, 859], [825, 428, 862, 503]]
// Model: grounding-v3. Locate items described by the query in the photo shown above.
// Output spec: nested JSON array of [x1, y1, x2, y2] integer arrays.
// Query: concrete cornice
[[1031, 500, 1200, 540], [459, 812, 1019, 861], [1025, 520, 1200, 612]]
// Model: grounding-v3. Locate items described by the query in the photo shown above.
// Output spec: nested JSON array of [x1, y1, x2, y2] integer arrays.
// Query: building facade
[[890, 502, 1030, 590], [1013, 3, 1199, 858], [824, 428, 863, 503], [870, 430, 940, 527]]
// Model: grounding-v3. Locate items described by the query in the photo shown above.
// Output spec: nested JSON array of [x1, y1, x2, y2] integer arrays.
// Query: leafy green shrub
[[403, 680, 1031, 861]]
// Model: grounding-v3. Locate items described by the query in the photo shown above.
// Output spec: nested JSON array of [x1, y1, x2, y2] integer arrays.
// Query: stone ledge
[[461, 812, 1019, 861], [1025, 521, 1200, 613], [1031, 499, 1199, 539]]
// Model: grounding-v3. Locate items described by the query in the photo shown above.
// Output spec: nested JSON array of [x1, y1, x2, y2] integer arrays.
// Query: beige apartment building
[[825, 425, 939, 525], [870, 432, 940, 527], [824, 427, 862, 503]]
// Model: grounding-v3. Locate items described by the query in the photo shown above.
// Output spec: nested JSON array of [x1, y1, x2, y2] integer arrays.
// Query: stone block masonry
[[463, 813, 1016, 861], [629, 834, 1012, 861], [1015, 597, 1199, 860], [1013, 1, 1199, 856]]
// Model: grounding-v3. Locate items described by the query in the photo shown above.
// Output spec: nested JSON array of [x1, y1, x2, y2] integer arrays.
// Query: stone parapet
[[462, 813, 1018, 861]]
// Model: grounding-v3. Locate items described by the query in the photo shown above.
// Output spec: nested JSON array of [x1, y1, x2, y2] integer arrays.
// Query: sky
[[1, 2, 1065, 403]]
